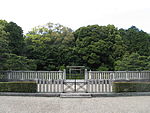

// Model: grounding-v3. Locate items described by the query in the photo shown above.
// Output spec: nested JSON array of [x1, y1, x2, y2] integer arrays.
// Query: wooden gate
[[63, 80, 87, 93], [36, 79, 113, 93]]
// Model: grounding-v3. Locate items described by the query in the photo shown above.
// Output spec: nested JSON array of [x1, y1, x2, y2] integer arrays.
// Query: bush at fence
[[113, 82, 150, 93], [0, 73, 8, 82], [0, 81, 37, 93]]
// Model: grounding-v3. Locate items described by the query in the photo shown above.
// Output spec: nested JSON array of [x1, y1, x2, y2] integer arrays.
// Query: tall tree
[[5, 22, 24, 55], [74, 25, 125, 70], [25, 22, 75, 70], [0, 20, 36, 70], [0, 20, 10, 70], [120, 26, 150, 56]]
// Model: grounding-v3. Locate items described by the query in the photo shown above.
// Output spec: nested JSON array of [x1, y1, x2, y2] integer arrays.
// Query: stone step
[[60, 93, 92, 98]]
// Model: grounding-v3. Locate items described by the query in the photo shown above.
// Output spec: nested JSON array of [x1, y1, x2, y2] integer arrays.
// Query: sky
[[0, 0, 150, 34]]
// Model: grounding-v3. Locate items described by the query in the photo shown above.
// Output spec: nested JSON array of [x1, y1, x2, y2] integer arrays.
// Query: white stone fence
[[87, 71, 150, 80], [0, 70, 150, 80], [0, 70, 65, 80]]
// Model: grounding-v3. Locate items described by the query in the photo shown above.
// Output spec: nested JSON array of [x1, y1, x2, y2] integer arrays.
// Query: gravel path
[[0, 96, 150, 113]]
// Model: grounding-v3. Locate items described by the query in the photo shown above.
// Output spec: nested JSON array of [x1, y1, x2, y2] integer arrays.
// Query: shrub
[[0, 72, 8, 81], [113, 82, 150, 93], [0, 81, 37, 93]]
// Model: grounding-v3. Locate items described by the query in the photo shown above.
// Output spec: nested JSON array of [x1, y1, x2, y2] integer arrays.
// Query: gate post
[[7, 71, 11, 80], [63, 69, 66, 80], [85, 69, 88, 80]]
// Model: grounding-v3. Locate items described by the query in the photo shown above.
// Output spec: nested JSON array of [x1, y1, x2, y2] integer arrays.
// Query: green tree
[[119, 26, 150, 56], [3, 53, 36, 70], [115, 53, 150, 71], [0, 20, 35, 71], [0, 20, 10, 70], [27, 22, 74, 46], [74, 25, 125, 70], [24, 22, 75, 70], [5, 22, 24, 55], [1, 19, 150, 71]]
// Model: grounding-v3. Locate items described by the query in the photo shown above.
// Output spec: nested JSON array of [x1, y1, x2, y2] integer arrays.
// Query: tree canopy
[[0, 20, 150, 71]]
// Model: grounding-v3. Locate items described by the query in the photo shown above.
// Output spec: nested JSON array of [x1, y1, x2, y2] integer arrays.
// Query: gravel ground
[[0, 96, 150, 113]]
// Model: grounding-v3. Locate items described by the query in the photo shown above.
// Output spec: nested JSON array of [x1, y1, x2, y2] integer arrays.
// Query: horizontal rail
[[0, 71, 64, 80], [1, 70, 150, 81], [88, 71, 150, 80], [0, 71, 63, 73]]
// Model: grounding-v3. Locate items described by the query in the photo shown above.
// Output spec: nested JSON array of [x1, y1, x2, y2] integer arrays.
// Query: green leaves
[[74, 25, 122, 70], [115, 53, 150, 71], [0, 20, 36, 70], [24, 22, 75, 70], [0, 53, 36, 70], [5, 22, 24, 55], [120, 26, 150, 56], [1, 19, 150, 71]]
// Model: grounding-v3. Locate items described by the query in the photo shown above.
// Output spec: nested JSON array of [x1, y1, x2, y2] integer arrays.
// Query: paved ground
[[0, 96, 150, 113]]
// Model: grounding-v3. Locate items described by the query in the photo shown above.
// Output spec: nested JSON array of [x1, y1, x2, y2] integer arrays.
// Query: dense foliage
[[0, 81, 37, 92], [0, 20, 150, 71], [0, 20, 36, 70]]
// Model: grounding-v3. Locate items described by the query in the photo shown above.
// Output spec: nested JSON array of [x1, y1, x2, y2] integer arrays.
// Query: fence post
[[111, 71, 115, 80], [148, 71, 150, 80], [139, 71, 141, 79], [89, 70, 92, 79], [58, 70, 61, 79], [85, 69, 88, 80], [63, 69, 66, 80], [126, 71, 129, 80], [7, 71, 11, 80], [35, 72, 38, 80], [21, 72, 24, 80]]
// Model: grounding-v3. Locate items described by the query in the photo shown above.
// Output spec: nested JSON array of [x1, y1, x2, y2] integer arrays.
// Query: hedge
[[113, 82, 150, 93], [0, 73, 8, 82], [0, 81, 37, 93]]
